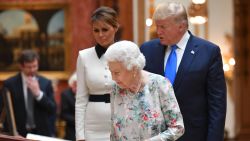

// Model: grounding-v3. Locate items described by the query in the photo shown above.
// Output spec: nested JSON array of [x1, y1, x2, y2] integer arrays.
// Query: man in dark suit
[[60, 72, 76, 141], [0, 50, 56, 137], [140, 2, 226, 141]]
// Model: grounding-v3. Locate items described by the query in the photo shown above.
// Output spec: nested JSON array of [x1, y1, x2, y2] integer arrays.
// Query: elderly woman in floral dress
[[105, 40, 185, 141]]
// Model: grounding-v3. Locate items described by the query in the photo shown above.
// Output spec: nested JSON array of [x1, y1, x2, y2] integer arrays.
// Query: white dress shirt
[[164, 31, 191, 72]]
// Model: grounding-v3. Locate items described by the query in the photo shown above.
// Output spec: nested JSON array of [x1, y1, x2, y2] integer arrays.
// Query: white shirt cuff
[[36, 91, 43, 101]]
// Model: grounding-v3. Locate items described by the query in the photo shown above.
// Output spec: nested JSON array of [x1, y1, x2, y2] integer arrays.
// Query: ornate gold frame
[[0, 2, 71, 80]]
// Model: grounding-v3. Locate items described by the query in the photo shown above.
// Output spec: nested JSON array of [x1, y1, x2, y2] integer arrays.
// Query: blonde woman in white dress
[[75, 6, 119, 141]]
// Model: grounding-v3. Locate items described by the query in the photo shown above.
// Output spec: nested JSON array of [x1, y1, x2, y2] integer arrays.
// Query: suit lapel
[[157, 42, 167, 76], [174, 35, 200, 91], [16, 73, 24, 97], [15, 73, 26, 110]]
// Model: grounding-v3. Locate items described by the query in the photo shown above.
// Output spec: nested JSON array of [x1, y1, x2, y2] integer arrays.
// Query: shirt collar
[[21, 72, 29, 81], [176, 31, 190, 50], [95, 44, 107, 58]]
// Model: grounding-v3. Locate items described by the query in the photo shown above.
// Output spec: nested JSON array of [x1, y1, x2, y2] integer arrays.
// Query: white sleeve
[[75, 51, 89, 140]]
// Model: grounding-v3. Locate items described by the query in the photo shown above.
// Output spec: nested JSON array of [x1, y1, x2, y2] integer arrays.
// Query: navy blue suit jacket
[[140, 32, 227, 141], [0, 73, 56, 137]]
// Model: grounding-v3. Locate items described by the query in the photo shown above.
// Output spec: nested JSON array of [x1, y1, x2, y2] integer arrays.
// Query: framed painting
[[0, 2, 70, 80]]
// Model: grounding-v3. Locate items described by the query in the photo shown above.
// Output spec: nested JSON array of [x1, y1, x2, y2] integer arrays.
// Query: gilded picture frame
[[0, 2, 71, 80]]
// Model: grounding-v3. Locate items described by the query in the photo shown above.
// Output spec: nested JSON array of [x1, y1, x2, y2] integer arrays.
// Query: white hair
[[105, 40, 145, 70], [153, 1, 188, 24], [68, 72, 77, 86]]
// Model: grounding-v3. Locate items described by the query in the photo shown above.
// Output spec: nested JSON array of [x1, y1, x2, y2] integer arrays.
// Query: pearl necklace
[[127, 79, 145, 97]]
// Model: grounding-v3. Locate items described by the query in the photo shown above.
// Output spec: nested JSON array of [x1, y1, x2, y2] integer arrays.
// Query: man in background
[[0, 49, 56, 137], [60, 72, 76, 141]]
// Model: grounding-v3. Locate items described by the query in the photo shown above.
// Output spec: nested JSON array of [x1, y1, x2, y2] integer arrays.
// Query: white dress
[[75, 47, 112, 141]]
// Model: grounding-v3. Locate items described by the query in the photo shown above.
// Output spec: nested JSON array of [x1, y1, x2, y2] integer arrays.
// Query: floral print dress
[[110, 72, 184, 141]]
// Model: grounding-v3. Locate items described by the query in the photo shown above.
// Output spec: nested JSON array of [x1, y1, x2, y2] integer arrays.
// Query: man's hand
[[26, 76, 41, 97]]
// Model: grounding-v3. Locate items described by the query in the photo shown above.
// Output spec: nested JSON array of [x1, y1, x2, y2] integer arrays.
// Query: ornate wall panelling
[[234, 0, 250, 140]]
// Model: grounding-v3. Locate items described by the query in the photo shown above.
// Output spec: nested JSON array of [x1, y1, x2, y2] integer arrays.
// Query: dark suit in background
[[60, 88, 76, 141], [1, 73, 56, 137], [0, 49, 56, 137], [140, 2, 226, 141]]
